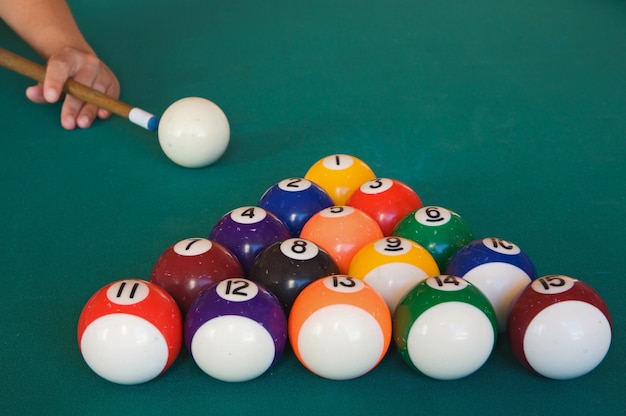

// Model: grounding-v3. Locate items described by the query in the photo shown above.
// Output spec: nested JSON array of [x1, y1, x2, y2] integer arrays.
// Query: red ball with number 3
[[347, 178, 423, 236]]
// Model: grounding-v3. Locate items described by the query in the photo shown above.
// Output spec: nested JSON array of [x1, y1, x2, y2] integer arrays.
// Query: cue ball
[[392, 205, 474, 271], [393, 275, 497, 380], [346, 178, 423, 236], [209, 206, 291, 275], [258, 177, 334, 237], [304, 154, 376, 205], [289, 275, 392, 380], [348, 236, 440, 313], [446, 237, 537, 332], [249, 238, 340, 312], [150, 238, 243, 314], [507, 275, 612, 380], [185, 278, 287, 382], [300, 205, 383, 274], [77, 279, 182, 384], [158, 97, 230, 168]]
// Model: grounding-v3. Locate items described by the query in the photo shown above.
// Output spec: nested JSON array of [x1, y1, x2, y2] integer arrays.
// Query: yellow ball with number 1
[[304, 154, 376, 205]]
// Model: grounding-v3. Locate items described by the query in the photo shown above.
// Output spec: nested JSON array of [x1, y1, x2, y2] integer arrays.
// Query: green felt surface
[[1, 0, 625, 414]]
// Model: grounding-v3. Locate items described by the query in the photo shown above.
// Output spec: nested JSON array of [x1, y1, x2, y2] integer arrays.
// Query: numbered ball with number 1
[[304, 154, 376, 205], [185, 278, 287, 382]]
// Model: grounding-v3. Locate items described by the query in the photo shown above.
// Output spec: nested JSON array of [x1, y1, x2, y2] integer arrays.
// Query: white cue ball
[[158, 97, 230, 168]]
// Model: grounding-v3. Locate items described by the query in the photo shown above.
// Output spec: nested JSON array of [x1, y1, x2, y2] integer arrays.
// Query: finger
[[60, 96, 79, 129], [25, 84, 48, 104], [76, 103, 101, 128], [96, 77, 121, 120], [42, 57, 74, 104], [61, 92, 100, 130], [75, 76, 117, 127], [60, 58, 102, 129]]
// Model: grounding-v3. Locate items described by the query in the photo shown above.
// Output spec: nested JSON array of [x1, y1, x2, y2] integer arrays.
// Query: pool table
[[1, 0, 624, 414]]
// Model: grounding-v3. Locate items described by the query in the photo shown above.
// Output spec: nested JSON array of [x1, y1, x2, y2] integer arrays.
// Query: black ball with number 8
[[249, 238, 340, 313]]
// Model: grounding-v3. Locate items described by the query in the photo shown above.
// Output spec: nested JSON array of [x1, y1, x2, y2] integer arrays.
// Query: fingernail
[[77, 116, 92, 128], [44, 88, 59, 102], [62, 116, 76, 130]]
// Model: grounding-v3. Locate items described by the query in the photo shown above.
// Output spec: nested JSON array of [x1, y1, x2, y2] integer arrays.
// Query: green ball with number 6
[[392, 206, 474, 271], [393, 275, 497, 380]]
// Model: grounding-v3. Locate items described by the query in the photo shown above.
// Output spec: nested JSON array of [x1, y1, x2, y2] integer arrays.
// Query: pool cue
[[0, 47, 159, 131]]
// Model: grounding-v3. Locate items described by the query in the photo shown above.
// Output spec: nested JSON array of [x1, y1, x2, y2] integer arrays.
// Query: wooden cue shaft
[[0, 47, 132, 118]]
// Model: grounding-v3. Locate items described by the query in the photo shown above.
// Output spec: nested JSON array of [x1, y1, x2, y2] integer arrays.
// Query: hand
[[25, 46, 120, 129]]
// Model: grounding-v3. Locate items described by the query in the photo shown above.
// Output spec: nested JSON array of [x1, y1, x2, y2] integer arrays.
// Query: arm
[[0, 0, 120, 129]]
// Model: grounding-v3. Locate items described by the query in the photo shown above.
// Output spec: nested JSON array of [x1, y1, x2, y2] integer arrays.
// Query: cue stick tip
[[147, 116, 160, 132], [129, 107, 160, 131]]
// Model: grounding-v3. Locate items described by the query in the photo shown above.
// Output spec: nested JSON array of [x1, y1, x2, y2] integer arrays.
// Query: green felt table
[[1, 0, 625, 414]]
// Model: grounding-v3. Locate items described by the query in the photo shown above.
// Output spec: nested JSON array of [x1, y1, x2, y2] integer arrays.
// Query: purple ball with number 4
[[209, 206, 291, 275], [184, 278, 287, 382]]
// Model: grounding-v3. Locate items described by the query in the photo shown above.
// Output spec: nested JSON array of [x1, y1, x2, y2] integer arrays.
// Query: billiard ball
[[304, 154, 376, 205], [258, 177, 333, 237], [507, 275, 612, 380], [445, 237, 537, 332], [77, 279, 182, 384], [289, 275, 392, 380], [158, 97, 230, 168], [348, 236, 439, 313], [346, 178, 423, 236], [249, 238, 340, 312], [209, 206, 291, 275], [185, 278, 287, 382], [150, 238, 244, 314], [392, 205, 474, 271], [300, 205, 383, 273], [393, 275, 497, 380]]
